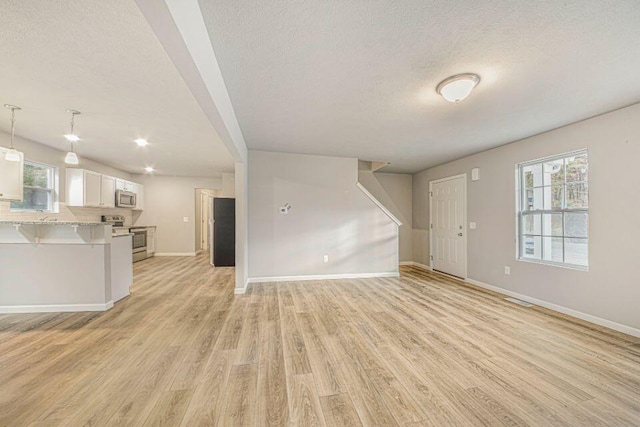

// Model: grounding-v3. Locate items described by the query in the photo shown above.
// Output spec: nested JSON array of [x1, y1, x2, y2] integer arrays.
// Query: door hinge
[[429, 191, 433, 197], [430, 224, 433, 229], [430, 255, 433, 261]]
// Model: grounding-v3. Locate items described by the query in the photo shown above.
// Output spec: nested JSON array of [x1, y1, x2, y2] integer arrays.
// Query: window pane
[[542, 185, 563, 210], [566, 183, 588, 208], [523, 213, 541, 235], [542, 237, 563, 263], [23, 163, 51, 188], [10, 188, 52, 211], [564, 238, 588, 266], [564, 212, 588, 238], [543, 159, 564, 186], [542, 213, 563, 236], [566, 154, 588, 183], [524, 187, 543, 211], [523, 163, 543, 188], [522, 235, 542, 259]]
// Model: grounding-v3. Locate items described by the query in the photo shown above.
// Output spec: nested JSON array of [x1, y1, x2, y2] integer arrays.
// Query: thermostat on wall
[[279, 203, 291, 214], [471, 168, 480, 181]]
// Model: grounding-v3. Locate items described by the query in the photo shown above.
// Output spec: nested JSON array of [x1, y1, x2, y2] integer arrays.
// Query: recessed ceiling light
[[436, 73, 480, 103], [145, 166, 154, 173], [135, 138, 149, 147]]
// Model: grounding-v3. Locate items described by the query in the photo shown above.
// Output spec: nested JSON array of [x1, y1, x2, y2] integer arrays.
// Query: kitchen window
[[10, 160, 57, 212], [516, 150, 588, 269]]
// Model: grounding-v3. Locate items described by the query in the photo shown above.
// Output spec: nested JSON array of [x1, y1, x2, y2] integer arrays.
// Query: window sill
[[517, 257, 589, 272]]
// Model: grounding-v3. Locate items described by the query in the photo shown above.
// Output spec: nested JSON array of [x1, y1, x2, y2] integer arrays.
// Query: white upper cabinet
[[115, 179, 136, 192], [0, 148, 24, 201], [133, 183, 144, 211], [83, 170, 102, 207], [67, 169, 142, 209], [101, 175, 116, 208], [66, 169, 114, 208]]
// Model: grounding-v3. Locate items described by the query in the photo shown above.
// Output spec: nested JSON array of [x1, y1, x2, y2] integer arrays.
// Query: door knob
[[458, 233, 463, 237]]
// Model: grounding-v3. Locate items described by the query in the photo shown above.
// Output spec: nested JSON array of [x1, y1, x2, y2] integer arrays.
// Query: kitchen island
[[0, 221, 133, 313]]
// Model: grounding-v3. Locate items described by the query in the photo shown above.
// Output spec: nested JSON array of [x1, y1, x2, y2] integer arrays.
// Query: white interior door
[[201, 193, 209, 250], [431, 175, 467, 278]]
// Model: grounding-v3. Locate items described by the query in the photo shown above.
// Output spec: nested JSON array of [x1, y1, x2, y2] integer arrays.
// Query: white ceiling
[[200, 0, 640, 173], [0, 0, 234, 177]]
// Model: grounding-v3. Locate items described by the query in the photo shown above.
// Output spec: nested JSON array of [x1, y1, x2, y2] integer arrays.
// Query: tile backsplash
[[0, 201, 138, 225]]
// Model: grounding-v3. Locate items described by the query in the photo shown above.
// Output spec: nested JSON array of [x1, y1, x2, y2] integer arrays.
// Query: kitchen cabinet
[[101, 175, 116, 208], [0, 148, 24, 201], [133, 183, 144, 211], [115, 179, 136, 192], [66, 168, 115, 207]]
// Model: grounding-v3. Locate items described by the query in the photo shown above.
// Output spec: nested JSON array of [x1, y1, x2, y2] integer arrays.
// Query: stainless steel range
[[129, 226, 150, 262], [102, 215, 149, 263]]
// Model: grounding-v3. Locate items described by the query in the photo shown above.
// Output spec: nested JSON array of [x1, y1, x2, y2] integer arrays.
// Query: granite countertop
[[112, 233, 134, 237], [0, 220, 105, 226]]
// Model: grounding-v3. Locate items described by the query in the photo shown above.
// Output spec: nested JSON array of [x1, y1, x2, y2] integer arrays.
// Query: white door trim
[[429, 173, 467, 279]]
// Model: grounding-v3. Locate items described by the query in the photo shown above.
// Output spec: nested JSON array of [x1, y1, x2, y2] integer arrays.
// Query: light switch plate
[[469, 222, 477, 229], [183, 217, 189, 223]]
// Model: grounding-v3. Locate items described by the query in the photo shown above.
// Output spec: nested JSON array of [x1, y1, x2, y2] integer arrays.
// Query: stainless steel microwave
[[115, 190, 137, 208]]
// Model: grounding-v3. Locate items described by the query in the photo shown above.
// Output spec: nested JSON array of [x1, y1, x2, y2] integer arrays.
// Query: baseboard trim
[[248, 271, 400, 284], [465, 278, 640, 338], [154, 252, 197, 257], [0, 300, 114, 314], [399, 261, 432, 271]]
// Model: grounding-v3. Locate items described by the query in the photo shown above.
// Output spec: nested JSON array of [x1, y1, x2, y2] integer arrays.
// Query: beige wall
[[133, 174, 222, 255], [248, 151, 398, 279], [413, 103, 640, 332], [374, 172, 413, 262]]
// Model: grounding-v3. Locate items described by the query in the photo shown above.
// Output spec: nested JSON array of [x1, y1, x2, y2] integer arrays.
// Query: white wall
[[222, 172, 235, 197], [235, 161, 248, 291], [0, 131, 135, 224], [248, 151, 398, 279], [413, 103, 640, 332], [133, 174, 221, 255], [373, 172, 413, 262]]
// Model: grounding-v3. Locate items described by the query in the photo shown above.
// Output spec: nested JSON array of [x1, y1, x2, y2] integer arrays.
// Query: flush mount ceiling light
[[436, 73, 480, 103], [3, 104, 22, 162], [135, 138, 149, 147], [64, 110, 81, 165], [144, 166, 154, 173]]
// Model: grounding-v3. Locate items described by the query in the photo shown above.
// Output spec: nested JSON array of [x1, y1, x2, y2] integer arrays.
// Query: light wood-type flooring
[[1, 254, 640, 426]]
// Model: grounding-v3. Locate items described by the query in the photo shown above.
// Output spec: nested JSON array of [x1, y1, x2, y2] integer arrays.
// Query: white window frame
[[516, 149, 589, 271], [10, 160, 58, 213]]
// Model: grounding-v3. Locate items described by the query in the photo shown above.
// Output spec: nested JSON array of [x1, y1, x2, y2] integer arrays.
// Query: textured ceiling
[[200, 0, 640, 173], [0, 0, 234, 177]]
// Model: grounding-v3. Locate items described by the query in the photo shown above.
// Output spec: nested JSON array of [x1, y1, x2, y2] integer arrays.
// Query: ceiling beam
[[135, 0, 247, 163]]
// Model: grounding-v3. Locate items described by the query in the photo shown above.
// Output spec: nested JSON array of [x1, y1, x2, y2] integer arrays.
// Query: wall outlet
[[469, 221, 477, 229], [504, 266, 511, 275], [183, 217, 189, 223], [323, 255, 329, 263]]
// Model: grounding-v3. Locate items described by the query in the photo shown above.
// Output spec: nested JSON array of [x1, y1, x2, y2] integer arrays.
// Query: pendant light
[[64, 109, 81, 165], [4, 104, 22, 162]]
